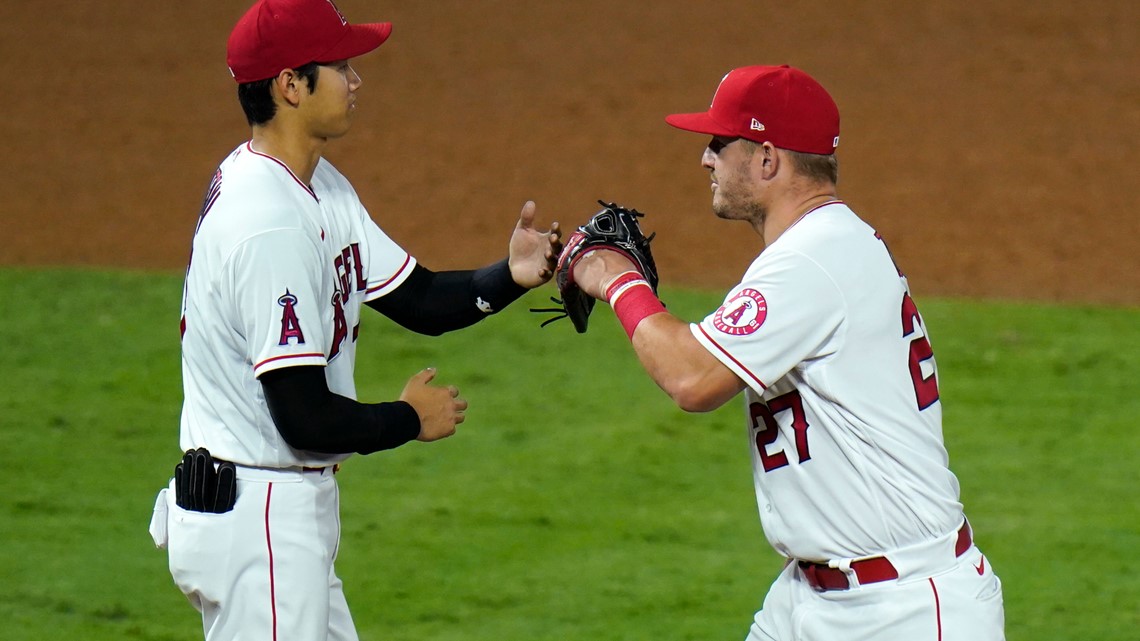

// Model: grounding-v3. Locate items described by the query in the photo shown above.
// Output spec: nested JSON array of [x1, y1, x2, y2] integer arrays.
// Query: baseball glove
[[531, 200, 658, 332]]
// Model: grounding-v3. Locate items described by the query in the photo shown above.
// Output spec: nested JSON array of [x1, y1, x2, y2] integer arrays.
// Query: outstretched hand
[[509, 201, 563, 289]]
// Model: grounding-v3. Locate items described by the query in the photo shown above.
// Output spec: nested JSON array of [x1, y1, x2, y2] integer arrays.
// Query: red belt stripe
[[798, 521, 972, 592]]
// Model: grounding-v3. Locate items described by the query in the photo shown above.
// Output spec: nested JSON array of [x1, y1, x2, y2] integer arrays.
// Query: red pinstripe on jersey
[[696, 324, 768, 391]]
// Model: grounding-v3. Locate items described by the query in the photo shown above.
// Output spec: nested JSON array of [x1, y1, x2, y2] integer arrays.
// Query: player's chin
[[712, 200, 736, 221], [324, 121, 355, 140]]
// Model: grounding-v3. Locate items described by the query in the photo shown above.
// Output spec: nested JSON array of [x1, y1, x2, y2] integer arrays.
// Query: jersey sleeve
[[225, 228, 332, 378], [691, 249, 846, 393], [358, 209, 417, 302]]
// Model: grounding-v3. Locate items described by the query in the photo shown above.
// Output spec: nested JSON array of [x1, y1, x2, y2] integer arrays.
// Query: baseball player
[[567, 65, 1005, 640], [145, 1, 561, 639]]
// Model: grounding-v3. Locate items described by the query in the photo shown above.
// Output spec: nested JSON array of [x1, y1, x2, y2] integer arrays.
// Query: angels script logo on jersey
[[329, 243, 367, 361], [713, 288, 767, 336]]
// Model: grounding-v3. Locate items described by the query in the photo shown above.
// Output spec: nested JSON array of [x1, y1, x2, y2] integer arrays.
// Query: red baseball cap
[[665, 65, 840, 155], [226, 0, 393, 84]]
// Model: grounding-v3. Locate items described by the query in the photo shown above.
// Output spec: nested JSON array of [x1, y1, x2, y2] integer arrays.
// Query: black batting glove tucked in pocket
[[174, 448, 237, 513]]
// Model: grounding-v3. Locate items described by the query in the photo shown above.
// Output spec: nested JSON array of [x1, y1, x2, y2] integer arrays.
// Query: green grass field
[[0, 267, 1136, 640]]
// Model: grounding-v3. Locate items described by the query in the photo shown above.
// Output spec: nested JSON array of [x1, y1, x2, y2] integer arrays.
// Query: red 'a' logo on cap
[[325, 0, 348, 25]]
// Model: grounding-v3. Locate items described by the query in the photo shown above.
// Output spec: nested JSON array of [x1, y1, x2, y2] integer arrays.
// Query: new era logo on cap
[[665, 65, 840, 155]]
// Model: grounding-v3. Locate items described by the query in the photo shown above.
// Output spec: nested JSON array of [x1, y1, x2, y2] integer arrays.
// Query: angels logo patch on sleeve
[[713, 288, 767, 336], [277, 289, 306, 345]]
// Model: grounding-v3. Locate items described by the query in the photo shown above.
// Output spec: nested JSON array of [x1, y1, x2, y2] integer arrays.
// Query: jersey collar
[[243, 142, 320, 202]]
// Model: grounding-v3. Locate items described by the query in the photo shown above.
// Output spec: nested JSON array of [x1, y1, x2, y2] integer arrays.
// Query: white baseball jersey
[[178, 142, 416, 469], [691, 201, 962, 562]]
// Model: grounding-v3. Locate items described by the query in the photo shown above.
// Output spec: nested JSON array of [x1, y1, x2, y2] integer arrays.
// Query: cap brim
[[319, 22, 393, 62], [665, 112, 735, 137]]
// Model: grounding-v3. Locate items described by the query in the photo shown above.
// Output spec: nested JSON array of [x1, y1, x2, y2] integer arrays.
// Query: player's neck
[[760, 192, 839, 244], [250, 126, 326, 186]]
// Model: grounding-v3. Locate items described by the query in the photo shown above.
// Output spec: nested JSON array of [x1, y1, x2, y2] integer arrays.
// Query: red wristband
[[603, 271, 646, 303], [608, 278, 666, 339]]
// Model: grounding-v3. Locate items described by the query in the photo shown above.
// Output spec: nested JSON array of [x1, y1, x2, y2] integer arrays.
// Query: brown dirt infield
[[2, 0, 1137, 305]]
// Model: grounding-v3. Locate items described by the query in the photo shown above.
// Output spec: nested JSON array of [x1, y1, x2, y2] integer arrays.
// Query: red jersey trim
[[366, 254, 413, 295], [254, 352, 326, 371], [243, 142, 318, 202], [785, 199, 844, 234], [696, 324, 768, 391]]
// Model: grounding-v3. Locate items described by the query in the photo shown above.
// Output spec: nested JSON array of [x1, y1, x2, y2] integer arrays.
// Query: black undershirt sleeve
[[260, 365, 421, 455], [366, 259, 526, 336]]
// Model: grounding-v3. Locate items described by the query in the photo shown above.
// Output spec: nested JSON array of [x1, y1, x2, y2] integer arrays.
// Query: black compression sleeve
[[366, 259, 526, 336], [260, 365, 421, 455]]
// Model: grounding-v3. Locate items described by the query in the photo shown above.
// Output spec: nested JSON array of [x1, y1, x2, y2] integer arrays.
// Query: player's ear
[[274, 69, 304, 107], [757, 142, 779, 179]]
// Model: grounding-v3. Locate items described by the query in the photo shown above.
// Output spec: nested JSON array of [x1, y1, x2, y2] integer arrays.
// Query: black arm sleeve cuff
[[364, 400, 422, 453], [473, 257, 529, 310], [366, 259, 526, 335], [261, 366, 421, 455]]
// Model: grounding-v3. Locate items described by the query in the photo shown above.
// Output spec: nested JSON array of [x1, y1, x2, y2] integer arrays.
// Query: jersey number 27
[[750, 391, 810, 473], [749, 291, 941, 473], [902, 291, 940, 410]]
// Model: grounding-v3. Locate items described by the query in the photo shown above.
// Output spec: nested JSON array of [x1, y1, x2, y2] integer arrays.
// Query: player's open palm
[[509, 200, 563, 288], [400, 368, 467, 441]]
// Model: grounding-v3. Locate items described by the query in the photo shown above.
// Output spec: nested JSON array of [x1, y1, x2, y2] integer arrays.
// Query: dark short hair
[[237, 62, 322, 126]]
